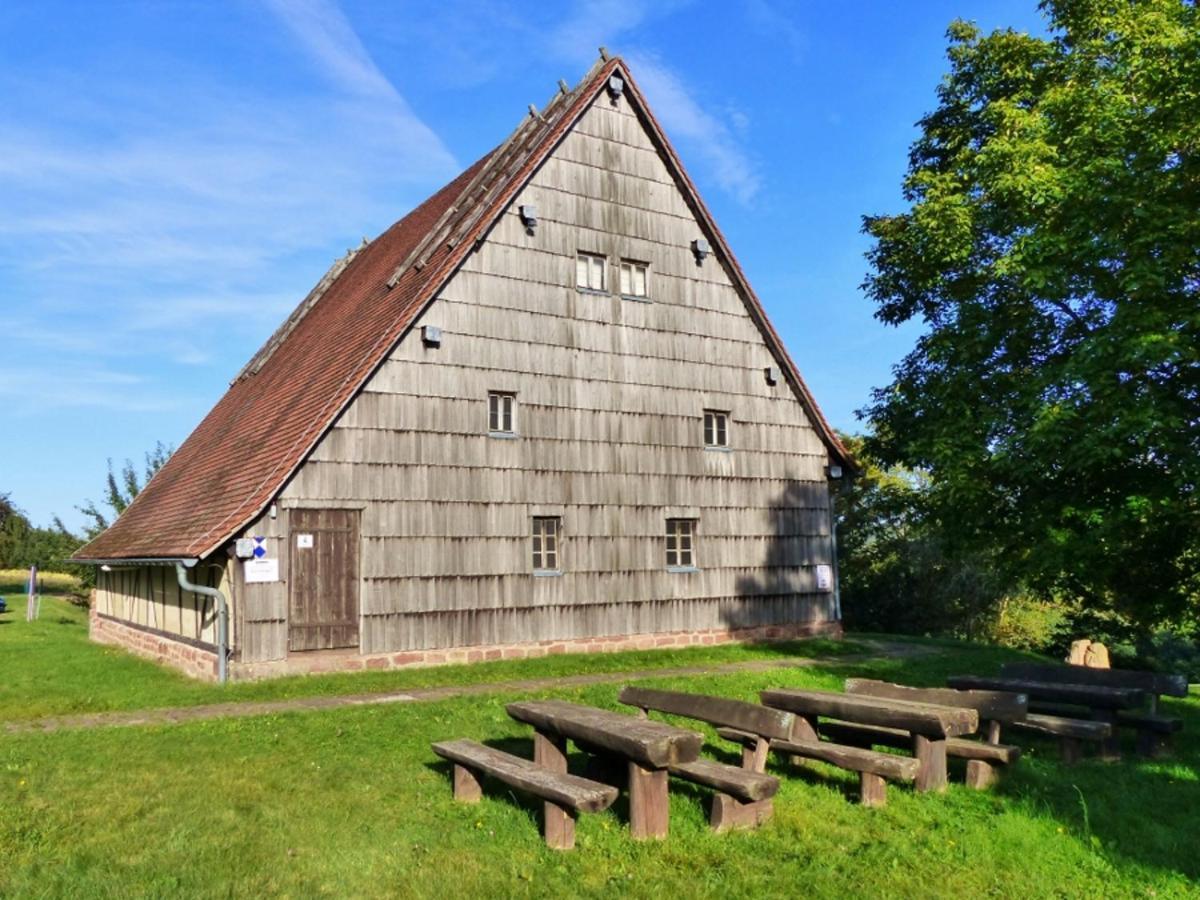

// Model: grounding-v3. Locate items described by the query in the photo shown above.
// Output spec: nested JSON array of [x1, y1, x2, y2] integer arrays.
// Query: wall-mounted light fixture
[[518, 203, 538, 233], [826, 465, 844, 480], [764, 366, 779, 386], [422, 325, 443, 348], [606, 75, 625, 102], [691, 238, 710, 263]]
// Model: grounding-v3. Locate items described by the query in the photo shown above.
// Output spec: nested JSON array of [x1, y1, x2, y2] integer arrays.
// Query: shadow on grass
[[993, 719, 1200, 881]]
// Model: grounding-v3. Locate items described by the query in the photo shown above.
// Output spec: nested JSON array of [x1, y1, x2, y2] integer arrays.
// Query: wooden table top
[[947, 676, 1146, 709], [760, 688, 979, 737], [506, 699, 703, 769]]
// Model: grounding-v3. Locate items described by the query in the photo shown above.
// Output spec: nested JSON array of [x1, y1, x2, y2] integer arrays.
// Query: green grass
[[2, 644, 1197, 898], [0, 594, 863, 722]]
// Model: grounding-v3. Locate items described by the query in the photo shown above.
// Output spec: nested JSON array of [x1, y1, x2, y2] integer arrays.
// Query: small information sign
[[244, 558, 280, 583]]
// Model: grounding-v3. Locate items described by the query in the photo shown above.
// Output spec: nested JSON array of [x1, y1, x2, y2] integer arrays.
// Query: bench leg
[[1059, 736, 1082, 764], [914, 735, 948, 793], [1136, 730, 1171, 759], [964, 760, 996, 790], [789, 716, 820, 770], [710, 794, 773, 832], [1094, 710, 1121, 762], [742, 737, 770, 774], [543, 804, 577, 850], [452, 763, 483, 803], [534, 730, 568, 774], [628, 762, 670, 840], [860, 772, 887, 807]]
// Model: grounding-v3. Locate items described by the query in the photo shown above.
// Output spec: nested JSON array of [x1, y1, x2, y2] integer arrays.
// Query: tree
[[70, 441, 173, 538], [861, 1, 1200, 631]]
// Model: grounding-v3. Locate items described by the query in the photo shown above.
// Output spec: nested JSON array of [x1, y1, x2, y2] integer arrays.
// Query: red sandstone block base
[[90, 606, 842, 683]]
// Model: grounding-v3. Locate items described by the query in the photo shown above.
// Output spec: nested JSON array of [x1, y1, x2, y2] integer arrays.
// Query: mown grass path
[[4, 639, 934, 734]]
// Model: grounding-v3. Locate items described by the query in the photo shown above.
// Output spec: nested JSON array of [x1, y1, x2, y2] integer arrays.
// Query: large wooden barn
[[74, 55, 851, 681]]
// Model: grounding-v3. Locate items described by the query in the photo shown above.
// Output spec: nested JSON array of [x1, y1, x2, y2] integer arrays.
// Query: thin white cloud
[[624, 52, 761, 204]]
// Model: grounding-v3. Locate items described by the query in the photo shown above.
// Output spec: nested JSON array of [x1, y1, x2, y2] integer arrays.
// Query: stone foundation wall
[[90, 608, 218, 681], [90, 606, 841, 682]]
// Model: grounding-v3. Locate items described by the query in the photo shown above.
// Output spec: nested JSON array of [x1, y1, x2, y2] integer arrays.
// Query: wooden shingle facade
[[78, 58, 850, 680]]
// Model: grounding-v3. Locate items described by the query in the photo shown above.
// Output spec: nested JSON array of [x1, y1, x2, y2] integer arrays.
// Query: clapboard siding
[[236, 91, 836, 661]]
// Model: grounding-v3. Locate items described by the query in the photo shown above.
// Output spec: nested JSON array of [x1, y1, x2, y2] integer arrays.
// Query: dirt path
[[4, 640, 932, 735]]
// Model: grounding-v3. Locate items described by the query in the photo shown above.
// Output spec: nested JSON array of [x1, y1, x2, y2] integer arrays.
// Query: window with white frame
[[704, 410, 730, 448], [532, 516, 561, 572], [576, 251, 606, 291], [488, 391, 517, 435], [619, 259, 649, 298], [665, 518, 697, 569]]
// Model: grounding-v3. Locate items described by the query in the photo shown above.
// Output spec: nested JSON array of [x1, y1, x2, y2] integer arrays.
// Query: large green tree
[[862, 0, 1199, 629]]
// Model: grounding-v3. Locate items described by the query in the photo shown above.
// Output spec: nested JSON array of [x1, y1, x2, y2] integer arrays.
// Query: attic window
[[532, 516, 562, 573], [488, 391, 517, 436], [619, 260, 649, 299], [704, 410, 730, 449], [665, 518, 697, 570], [576, 252, 606, 292]]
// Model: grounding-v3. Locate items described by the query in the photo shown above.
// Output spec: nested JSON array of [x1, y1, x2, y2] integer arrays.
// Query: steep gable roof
[[75, 56, 849, 563]]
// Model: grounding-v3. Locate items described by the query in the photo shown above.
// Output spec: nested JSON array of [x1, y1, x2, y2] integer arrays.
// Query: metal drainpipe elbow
[[175, 562, 229, 684]]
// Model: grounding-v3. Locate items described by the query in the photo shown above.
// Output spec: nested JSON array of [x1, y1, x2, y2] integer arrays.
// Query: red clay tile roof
[[75, 57, 850, 562]]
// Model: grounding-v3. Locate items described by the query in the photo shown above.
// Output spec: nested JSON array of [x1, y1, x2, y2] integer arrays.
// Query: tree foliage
[[71, 441, 173, 538], [861, 0, 1200, 630]]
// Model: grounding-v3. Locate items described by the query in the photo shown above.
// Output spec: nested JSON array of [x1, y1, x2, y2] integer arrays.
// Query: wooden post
[[913, 735, 948, 793], [1094, 710, 1121, 761], [543, 805, 577, 850], [860, 772, 887, 807], [985, 719, 1002, 744], [710, 794, 773, 832], [1059, 736, 1082, 764], [452, 764, 482, 802], [742, 736, 770, 773], [1135, 730, 1170, 759], [534, 730, 568, 773], [789, 716, 820, 769], [628, 761, 670, 840], [964, 760, 996, 790]]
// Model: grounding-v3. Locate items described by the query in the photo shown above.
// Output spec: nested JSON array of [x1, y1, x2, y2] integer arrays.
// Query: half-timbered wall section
[[235, 92, 836, 661], [94, 562, 228, 646]]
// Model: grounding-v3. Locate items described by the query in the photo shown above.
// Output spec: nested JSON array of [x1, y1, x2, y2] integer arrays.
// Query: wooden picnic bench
[[818, 679, 1025, 789], [506, 699, 702, 840], [947, 675, 1141, 761], [761, 688, 978, 794], [431, 739, 617, 850], [1001, 662, 1188, 757], [617, 686, 783, 830]]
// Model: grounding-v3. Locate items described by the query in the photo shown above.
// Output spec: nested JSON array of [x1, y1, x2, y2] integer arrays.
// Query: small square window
[[488, 392, 517, 435], [532, 516, 561, 572], [665, 518, 697, 569], [576, 252, 606, 291], [703, 410, 730, 448], [619, 260, 649, 298]]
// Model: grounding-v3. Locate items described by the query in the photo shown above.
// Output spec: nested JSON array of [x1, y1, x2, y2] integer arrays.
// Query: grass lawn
[[0, 593, 863, 722], [1, 616, 1197, 898]]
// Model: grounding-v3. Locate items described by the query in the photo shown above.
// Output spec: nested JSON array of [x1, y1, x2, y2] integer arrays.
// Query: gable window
[[576, 251, 606, 292], [532, 516, 561, 572], [619, 260, 649, 299], [488, 391, 517, 435], [665, 518, 697, 570], [704, 410, 730, 448]]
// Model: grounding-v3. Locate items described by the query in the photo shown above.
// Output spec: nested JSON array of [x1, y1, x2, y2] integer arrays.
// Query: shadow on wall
[[725, 480, 834, 633]]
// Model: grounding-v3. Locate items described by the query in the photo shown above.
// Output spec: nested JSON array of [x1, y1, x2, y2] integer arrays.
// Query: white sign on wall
[[815, 564, 834, 592], [244, 557, 280, 583], [296, 533, 314, 549]]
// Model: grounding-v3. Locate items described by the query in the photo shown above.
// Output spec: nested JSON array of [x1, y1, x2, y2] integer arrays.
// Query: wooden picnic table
[[761, 688, 979, 793], [506, 699, 703, 839], [947, 675, 1148, 760]]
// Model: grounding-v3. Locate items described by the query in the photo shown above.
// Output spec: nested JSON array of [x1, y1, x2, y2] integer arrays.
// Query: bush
[[1135, 631, 1200, 681], [982, 594, 1071, 654]]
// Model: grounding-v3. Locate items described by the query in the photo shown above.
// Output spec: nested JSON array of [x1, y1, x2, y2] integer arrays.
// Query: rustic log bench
[[506, 699, 702, 840], [825, 679, 1026, 789], [431, 739, 618, 850], [948, 674, 1141, 761], [1001, 662, 1188, 757], [617, 686, 786, 830], [761, 688, 978, 795], [716, 726, 920, 807]]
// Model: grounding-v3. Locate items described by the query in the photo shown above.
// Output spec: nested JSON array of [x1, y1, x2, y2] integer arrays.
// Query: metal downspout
[[175, 562, 229, 684]]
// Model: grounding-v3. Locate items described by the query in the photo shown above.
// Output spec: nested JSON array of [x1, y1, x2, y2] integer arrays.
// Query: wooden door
[[288, 508, 360, 651]]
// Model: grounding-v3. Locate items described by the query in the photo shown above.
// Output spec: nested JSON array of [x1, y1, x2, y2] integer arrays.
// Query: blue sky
[[1, 0, 1047, 532]]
